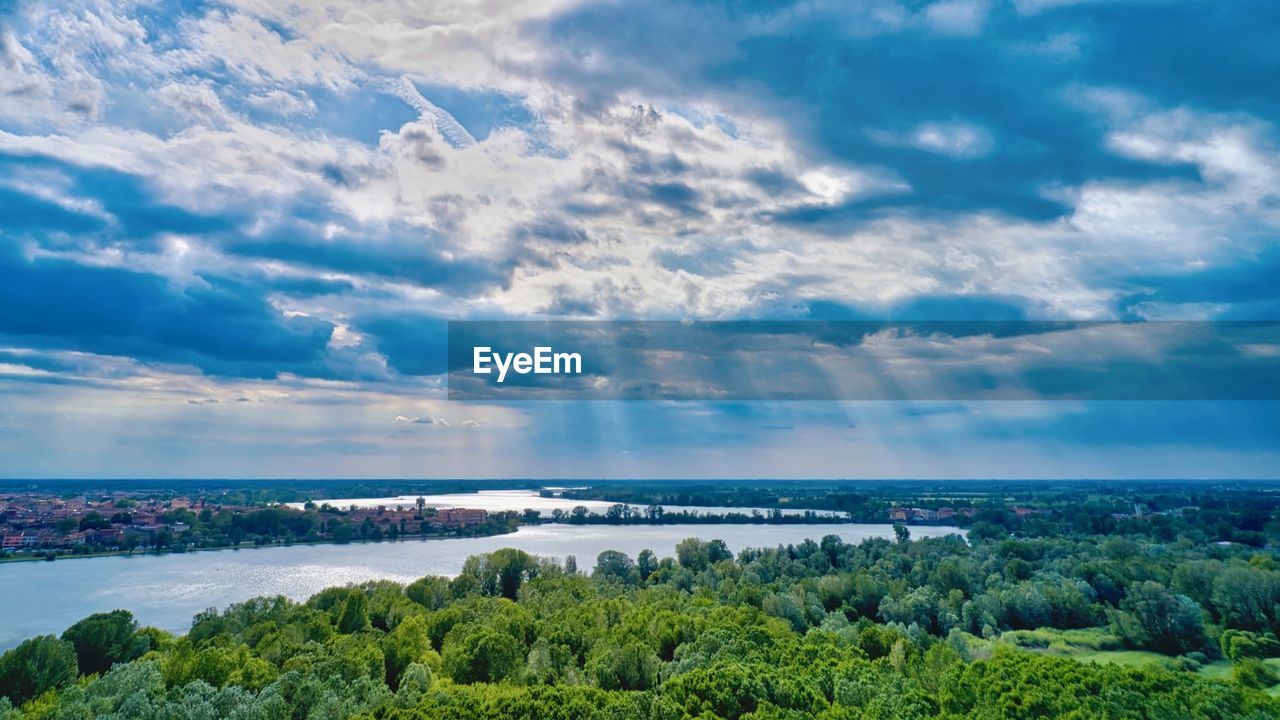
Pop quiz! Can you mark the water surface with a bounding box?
[0,522,960,649]
[284,489,844,517]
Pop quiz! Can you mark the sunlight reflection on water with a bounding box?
[0,522,960,649]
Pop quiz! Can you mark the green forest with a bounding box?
[3,527,1280,719]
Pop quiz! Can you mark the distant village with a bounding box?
[885,501,1200,525]
[3,485,1204,561]
[0,492,495,558]
[885,505,1047,522]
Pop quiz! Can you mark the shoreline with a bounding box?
[0,526,520,566]
[0,518,964,566]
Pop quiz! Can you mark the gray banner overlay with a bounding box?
[446,321,1280,401]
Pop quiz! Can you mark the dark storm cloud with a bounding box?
[1119,247,1280,320]
[526,0,1273,224]
[512,216,591,245]
[0,151,508,295]
[0,241,334,379]
[0,148,518,380]
[0,153,236,247]
[355,315,450,377]
[798,294,1040,321]
[224,226,509,293]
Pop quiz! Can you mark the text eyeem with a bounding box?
[473,346,582,383]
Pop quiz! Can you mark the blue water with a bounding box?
[0,522,961,649]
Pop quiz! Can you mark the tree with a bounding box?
[967,521,1008,542]
[61,609,146,676]
[707,539,732,564]
[1171,560,1223,610]
[587,642,660,691]
[637,549,658,581]
[1211,565,1280,632]
[0,635,77,706]
[1221,630,1280,662]
[1111,581,1207,654]
[1234,658,1280,690]
[458,549,540,600]
[491,549,540,600]
[331,524,354,544]
[595,550,635,583]
[441,624,523,684]
[406,576,452,611]
[338,592,371,634]
[395,662,433,707]
[675,538,710,571]
[384,615,435,690]
[930,558,973,597]
[893,524,911,544]
[78,511,109,532]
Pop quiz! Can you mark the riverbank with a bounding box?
[1,510,960,565]
[0,522,964,649]
[0,525,521,565]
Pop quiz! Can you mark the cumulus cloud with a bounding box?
[0,0,1278,476]
[155,81,236,126]
[395,415,437,424]
[378,119,447,169]
[245,89,316,116]
[0,242,335,379]
[924,0,990,36]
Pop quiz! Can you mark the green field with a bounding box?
[991,627,1280,695]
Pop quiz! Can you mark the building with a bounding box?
[435,508,488,528]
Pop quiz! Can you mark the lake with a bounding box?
[0,522,961,650]
[284,489,845,517]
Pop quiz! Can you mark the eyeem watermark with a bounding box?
[448,320,1280,400]
[472,346,582,383]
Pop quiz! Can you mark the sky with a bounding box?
[0,0,1278,479]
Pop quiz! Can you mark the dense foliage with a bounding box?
[3,528,1280,719]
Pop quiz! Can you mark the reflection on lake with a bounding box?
[285,489,844,517]
[0,522,960,649]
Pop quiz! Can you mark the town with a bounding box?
[0,491,499,560]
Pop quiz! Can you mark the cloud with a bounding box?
[924,0,991,36]
[245,89,316,116]
[395,415,439,424]
[530,0,1270,226]
[0,242,335,379]
[223,221,510,292]
[155,81,236,126]
[378,120,447,169]
[0,0,1278,476]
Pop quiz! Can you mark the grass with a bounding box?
[1068,647,1280,693]
[1196,660,1237,681]
[1074,649,1171,667]
[992,627,1280,693]
[998,627,1121,653]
